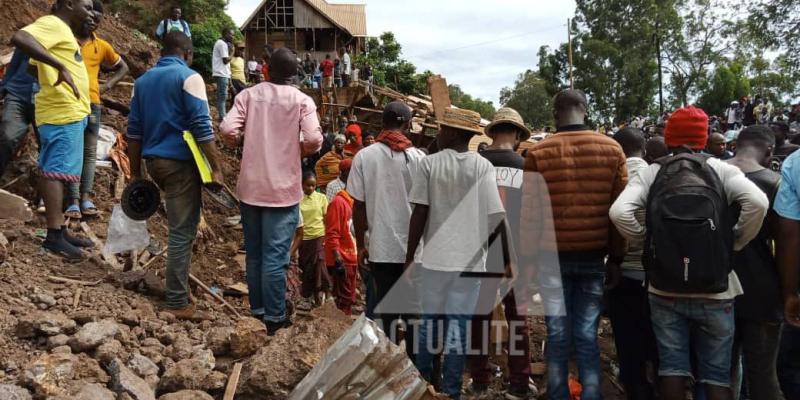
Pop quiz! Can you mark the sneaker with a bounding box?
[264,319,292,336]
[163,304,213,322]
[43,235,85,262]
[62,227,94,248]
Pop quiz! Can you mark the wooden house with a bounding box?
[239,0,367,62]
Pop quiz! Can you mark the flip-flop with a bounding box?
[64,204,82,220]
[80,200,100,216]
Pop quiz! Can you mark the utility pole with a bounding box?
[655,21,664,115]
[568,18,574,89]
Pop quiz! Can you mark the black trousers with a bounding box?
[371,262,418,362]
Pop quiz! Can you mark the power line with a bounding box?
[407,23,566,59]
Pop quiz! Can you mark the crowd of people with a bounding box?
[3,2,800,400]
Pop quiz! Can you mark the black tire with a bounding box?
[121,179,161,221]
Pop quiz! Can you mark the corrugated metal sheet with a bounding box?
[305,0,367,37]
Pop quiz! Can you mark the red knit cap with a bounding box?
[339,159,353,172]
[665,106,709,150]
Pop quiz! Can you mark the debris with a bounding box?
[0,189,32,221]
[158,359,226,393]
[188,273,241,319]
[222,362,242,400]
[226,282,249,295]
[15,311,77,338]
[229,318,267,358]
[80,222,123,270]
[108,358,156,400]
[204,326,233,356]
[68,319,120,352]
[0,384,32,400]
[20,353,75,398]
[72,288,82,309]
[47,275,103,286]
[290,315,429,400]
[95,340,125,364]
[158,390,214,400]
[69,383,115,400]
[530,362,547,376]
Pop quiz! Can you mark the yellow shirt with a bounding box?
[230,57,246,82]
[300,191,328,240]
[81,35,121,104]
[22,15,90,126]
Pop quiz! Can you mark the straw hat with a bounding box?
[437,108,484,135]
[485,107,531,141]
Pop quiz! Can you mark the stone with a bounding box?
[191,348,215,371]
[128,354,159,378]
[0,189,32,221]
[158,359,226,393]
[158,390,214,400]
[229,317,268,358]
[167,337,194,361]
[29,293,57,308]
[204,326,233,356]
[69,320,119,352]
[51,345,72,354]
[16,312,77,338]
[107,358,156,400]
[0,384,32,400]
[47,334,70,349]
[73,353,110,384]
[19,353,75,398]
[69,382,115,400]
[95,339,124,364]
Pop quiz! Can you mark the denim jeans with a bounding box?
[240,202,299,323]
[214,76,229,121]
[544,259,605,400]
[413,267,480,400]
[0,95,35,175]
[146,158,202,309]
[649,295,735,387]
[607,277,658,400]
[68,104,101,199]
[778,326,800,399]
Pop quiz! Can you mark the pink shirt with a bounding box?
[220,82,323,207]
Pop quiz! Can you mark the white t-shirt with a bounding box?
[247,60,258,73]
[343,53,352,75]
[212,39,231,78]
[348,142,425,263]
[409,149,505,272]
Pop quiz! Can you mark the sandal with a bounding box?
[80,200,99,216]
[64,204,82,220]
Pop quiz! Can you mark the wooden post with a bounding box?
[567,18,574,89]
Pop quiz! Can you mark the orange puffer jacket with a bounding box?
[520,130,628,255]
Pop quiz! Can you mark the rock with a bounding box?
[29,292,57,308]
[51,345,72,354]
[47,334,70,349]
[191,348,215,370]
[158,390,214,400]
[19,353,75,398]
[107,358,156,400]
[73,353,109,384]
[229,317,268,358]
[204,326,233,356]
[70,310,96,325]
[16,312,77,338]
[95,340,124,364]
[69,382,115,400]
[157,311,176,323]
[0,188,33,221]
[128,354,159,378]
[158,359,226,393]
[0,384,32,400]
[69,320,119,352]
[167,337,194,361]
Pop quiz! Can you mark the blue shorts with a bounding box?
[38,118,88,183]
[649,295,735,387]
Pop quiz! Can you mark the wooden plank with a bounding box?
[72,288,82,309]
[427,75,451,121]
[80,222,123,270]
[223,363,243,400]
[48,276,103,286]
[114,171,125,200]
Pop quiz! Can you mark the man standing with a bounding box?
[406,109,505,400]
[66,0,129,219]
[608,127,658,400]
[341,47,351,87]
[212,28,234,121]
[707,131,734,160]
[156,6,191,40]
[11,0,95,260]
[726,126,785,400]
[320,54,334,89]
[521,89,628,400]
[127,32,224,321]
[610,106,768,400]
[220,48,323,334]
[0,49,38,176]
[468,107,533,399]
[350,101,425,360]
[770,121,800,167]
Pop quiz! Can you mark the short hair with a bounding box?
[302,170,316,182]
[223,27,234,35]
[162,32,192,54]
[645,136,669,161]
[738,125,776,148]
[554,89,588,114]
[171,5,181,11]
[613,127,646,157]
[92,0,104,13]
[325,54,331,59]
[770,121,790,135]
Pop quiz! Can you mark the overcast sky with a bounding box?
[226,0,576,105]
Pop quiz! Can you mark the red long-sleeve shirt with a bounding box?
[324,190,357,266]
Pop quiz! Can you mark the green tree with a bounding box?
[449,85,496,119]
[356,32,419,93]
[747,0,800,71]
[499,70,553,129]
[696,62,750,116]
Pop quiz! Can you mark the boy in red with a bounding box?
[324,167,358,315]
[320,54,335,88]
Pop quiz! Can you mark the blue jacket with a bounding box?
[156,19,191,39]
[126,56,214,161]
[0,49,38,104]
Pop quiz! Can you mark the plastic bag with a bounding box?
[95,125,117,161]
[104,205,150,254]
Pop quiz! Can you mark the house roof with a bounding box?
[240,0,367,37]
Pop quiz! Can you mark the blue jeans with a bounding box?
[413,267,480,400]
[146,158,201,309]
[544,260,605,400]
[241,202,299,323]
[649,295,735,387]
[0,95,35,175]
[68,104,101,199]
[214,76,229,121]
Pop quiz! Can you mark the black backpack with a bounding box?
[643,153,734,293]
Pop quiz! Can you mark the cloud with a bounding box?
[227,0,576,104]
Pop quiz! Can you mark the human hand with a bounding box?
[222,133,243,148]
[358,248,369,271]
[55,65,80,99]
